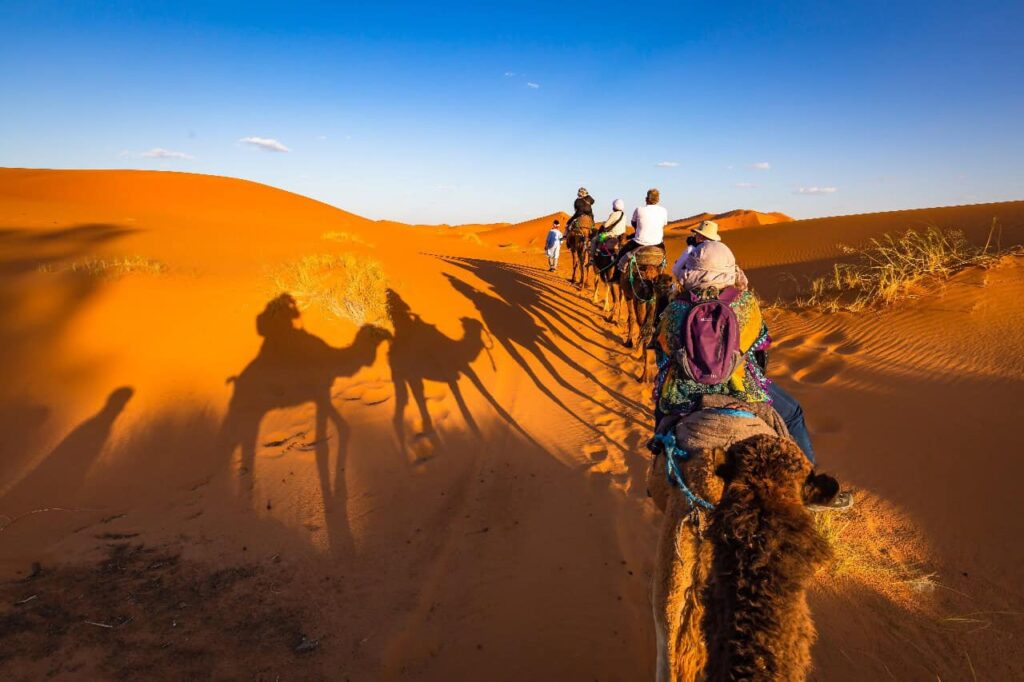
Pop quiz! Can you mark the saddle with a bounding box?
[618,244,666,273]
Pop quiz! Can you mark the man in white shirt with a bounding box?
[619,188,668,262]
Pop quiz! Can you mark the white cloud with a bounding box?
[122,148,194,160]
[750,161,771,170]
[526,82,540,89]
[795,186,838,195]
[655,161,679,168]
[239,136,290,153]
[504,71,516,77]
[144,148,192,159]
[734,182,757,189]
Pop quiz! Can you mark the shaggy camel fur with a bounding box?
[648,419,833,681]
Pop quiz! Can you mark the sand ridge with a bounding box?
[1,168,1022,680]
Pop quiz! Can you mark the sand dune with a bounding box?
[478,211,569,247]
[669,208,792,232]
[1,168,1022,680]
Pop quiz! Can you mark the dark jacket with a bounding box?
[568,195,595,226]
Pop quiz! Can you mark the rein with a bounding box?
[652,407,758,514]
[626,254,666,304]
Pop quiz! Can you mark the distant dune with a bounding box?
[669,208,793,232]
[1,168,1023,681]
[478,211,569,247]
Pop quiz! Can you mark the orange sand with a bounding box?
[1,168,1022,680]
[669,208,793,232]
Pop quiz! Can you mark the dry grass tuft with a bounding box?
[460,232,483,245]
[813,490,936,611]
[321,231,374,248]
[39,255,168,278]
[269,253,389,326]
[777,222,1019,312]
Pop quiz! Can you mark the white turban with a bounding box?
[612,198,624,211]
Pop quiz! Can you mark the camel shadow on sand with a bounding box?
[385,289,539,457]
[219,294,389,555]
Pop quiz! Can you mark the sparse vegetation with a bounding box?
[39,255,168,278]
[813,491,936,611]
[269,253,390,326]
[778,222,1019,312]
[321,230,374,248]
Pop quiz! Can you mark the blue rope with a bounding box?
[655,407,759,512]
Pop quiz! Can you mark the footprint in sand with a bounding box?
[795,357,846,385]
[774,336,805,350]
[816,329,863,355]
[337,381,394,405]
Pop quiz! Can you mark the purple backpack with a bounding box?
[677,287,743,385]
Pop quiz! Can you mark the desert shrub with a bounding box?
[269,253,389,326]
[813,491,936,611]
[321,231,374,248]
[783,222,1018,311]
[39,255,168,278]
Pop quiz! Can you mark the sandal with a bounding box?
[808,490,854,513]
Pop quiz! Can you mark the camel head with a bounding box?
[715,434,840,508]
[702,434,834,682]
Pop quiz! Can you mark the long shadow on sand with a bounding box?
[0,387,134,517]
[386,289,541,456]
[219,294,389,555]
[440,255,628,353]
[440,256,646,413]
[444,273,637,446]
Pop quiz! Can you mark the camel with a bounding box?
[648,406,834,682]
[220,294,390,520]
[589,234,622,321]
[565,220,593,288]
[616,246,672,381]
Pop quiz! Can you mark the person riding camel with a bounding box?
[652,241,853,509]
[671,219,720,281]
[652,241,770,422]
[568,186,595,231]
[619,188,667,264]
[591,198,628,256]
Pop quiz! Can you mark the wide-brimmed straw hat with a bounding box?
[692,220,721,241]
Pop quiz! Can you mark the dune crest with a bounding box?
[1,168,1022,680]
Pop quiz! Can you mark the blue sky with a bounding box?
[1,1,1022,224]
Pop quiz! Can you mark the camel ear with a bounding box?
[802,471,840,505]
[712,446,735,482]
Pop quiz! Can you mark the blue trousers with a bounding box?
[768,382,816,464]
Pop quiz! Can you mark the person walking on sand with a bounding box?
[619,188,668,262]
[545,218,565,271]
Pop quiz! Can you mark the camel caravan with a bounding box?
[553,187,852,681]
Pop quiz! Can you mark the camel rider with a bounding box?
[652,241,770,423]
[591,198,628,255]
[568,187,595,231]
[619,188,668,263]
[671,220,720,281]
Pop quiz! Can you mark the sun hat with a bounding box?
[612,198,624,211]
[691,220,721,241]
[681,240,738,292]
[578,187,589,196]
